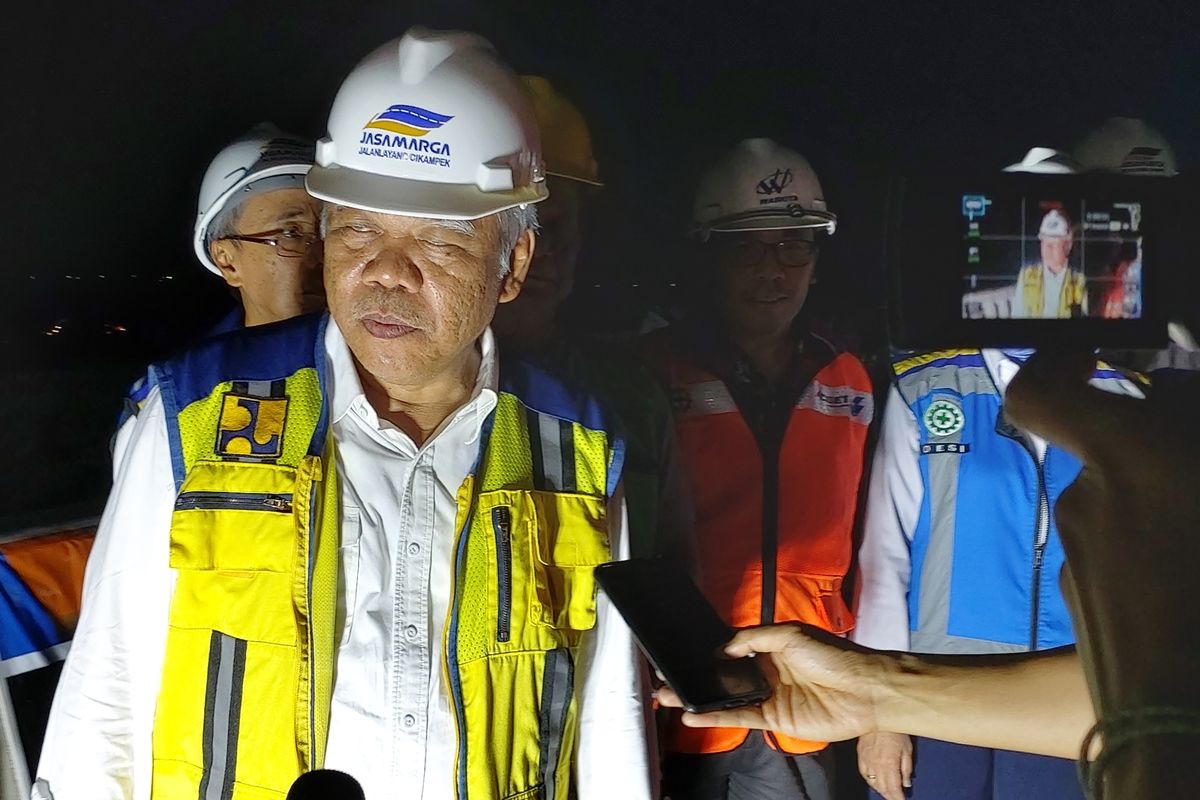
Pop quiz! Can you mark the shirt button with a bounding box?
[407,542,420,556]
[405,625,419,640]
[404,714,416,728]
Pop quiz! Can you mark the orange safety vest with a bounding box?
[648,333,873,755]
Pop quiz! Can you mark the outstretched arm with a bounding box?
[658,625,1093,759]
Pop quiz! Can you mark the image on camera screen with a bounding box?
[959,194,1143,320]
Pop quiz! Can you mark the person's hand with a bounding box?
[1005,355,1200,719]
[857,731,912,800]
[655,624,887,742]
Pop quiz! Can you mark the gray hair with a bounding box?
[318,202,539,278]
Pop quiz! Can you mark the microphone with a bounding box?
[285,769,366,800]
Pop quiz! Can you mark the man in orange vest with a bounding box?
[645,138,873,800]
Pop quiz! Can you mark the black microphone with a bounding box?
[285,769,366,800]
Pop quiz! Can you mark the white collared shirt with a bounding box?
[34,323,651,800]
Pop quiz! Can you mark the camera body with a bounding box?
[887,171,1180,350]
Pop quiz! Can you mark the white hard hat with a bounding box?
[1074,117,1178,177]
[1038,208,1072,239]
[1003,146,1079,174]
[192,123,314,275]
[307,28,547,220]
[692,138,836,239]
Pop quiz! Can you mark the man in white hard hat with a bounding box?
[1011,206,1088,319]
[194,123,323,331]
[643,138,873,800]
[34,28,650,800]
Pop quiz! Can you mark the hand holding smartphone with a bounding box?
[595,558,771,713]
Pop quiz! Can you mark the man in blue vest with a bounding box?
[851,148,1144,800]
[36,29,651,800]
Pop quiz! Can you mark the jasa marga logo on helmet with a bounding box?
[358,104,455,168]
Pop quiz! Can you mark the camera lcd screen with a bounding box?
[960,193,1144,321]
[888,172,1172,349]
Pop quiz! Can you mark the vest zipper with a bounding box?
[492,506,513,643]
[174,491,293,513]
[761,442,780,626]
[1030,457,1049,650]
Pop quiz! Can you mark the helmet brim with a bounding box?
[307,164,548,220]
[193,163,312,276]
[701,207,837,237]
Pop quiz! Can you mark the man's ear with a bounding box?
[498,227,536,304]
[210,240,244,288]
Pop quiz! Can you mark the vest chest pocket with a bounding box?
[527,490,610,633]
[168,460,302,646]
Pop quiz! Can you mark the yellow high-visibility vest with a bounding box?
[1018,263,1087,318]
[147,315,621,799]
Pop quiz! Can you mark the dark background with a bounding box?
[4,0,1199,514]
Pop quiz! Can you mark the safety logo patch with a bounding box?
[923,398,965,437]
[216,393,288,460]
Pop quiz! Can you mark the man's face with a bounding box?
[323,205,532,387]
[709,228,818,339]
[1041,235,1074,273]
[210,187,324,324]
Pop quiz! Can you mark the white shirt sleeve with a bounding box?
[850,386,923,653]
[573,487,654,800]
[34,389,177,800]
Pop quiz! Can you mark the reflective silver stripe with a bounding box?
[199,631,247,800]
[915,443,963,643]
[896,363,1001,655]
[242,379,286,398]
[538,649,574,800]
[895,365,994,402]
[538,413,565,492]
[910,629,1028,655]
[795,380,875,425]
[675,380,737,418]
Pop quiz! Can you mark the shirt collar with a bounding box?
[325,317,499,427]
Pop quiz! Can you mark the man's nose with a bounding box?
[362,245,423,292]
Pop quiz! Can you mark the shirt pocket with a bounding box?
[338,507,363,647]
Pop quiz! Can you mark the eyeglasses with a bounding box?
[717,237,819,269]
[221,226,318,258]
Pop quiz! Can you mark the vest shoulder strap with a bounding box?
[495,358,624,499]
[891,350,995,407]
[151,314,330,487]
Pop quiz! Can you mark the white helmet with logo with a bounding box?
[307,28,547,220]
[193,123,314,275]
[691,138,835,240]
[1074,117,1178,177]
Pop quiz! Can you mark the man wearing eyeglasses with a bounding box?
[193,123,323,330]
[643,138,873,800]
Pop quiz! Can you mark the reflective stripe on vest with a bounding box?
[661,349,872,756]
[892,350,1138,655]
[150,315,618,800]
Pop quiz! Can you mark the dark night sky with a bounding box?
[4,0,1200,349]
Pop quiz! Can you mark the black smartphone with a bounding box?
[595,558,771,713]
[887,170,1180,349]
